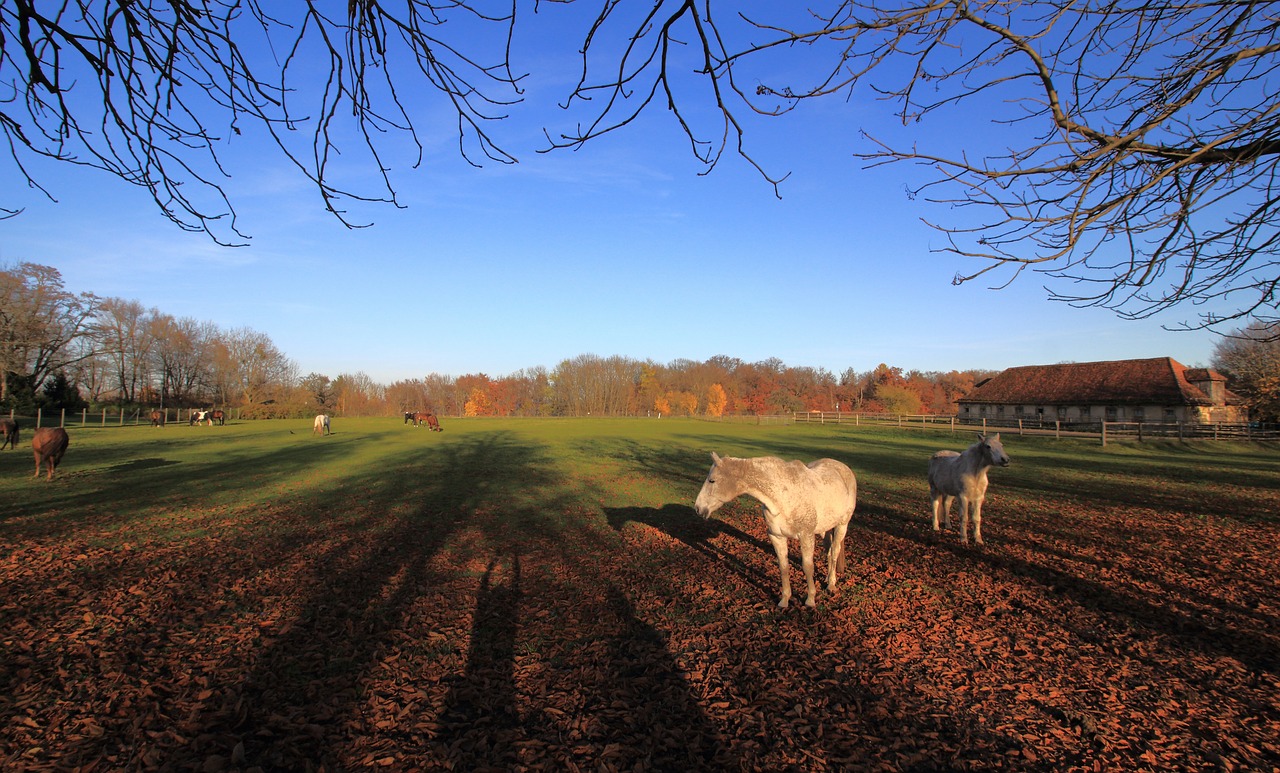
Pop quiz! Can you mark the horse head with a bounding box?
[694,452,739,518]
[979,433,1011,467]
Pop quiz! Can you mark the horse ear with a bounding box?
[991,432,1000,441]
[711,452,721,463]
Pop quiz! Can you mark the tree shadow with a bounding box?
[437,551,524,740]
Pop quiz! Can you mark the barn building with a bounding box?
[957,357,1246,425]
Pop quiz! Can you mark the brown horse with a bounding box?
[150,410,165,427]
[209,409,225,426]
[413,412,443,431]
[32,427,70,480]
[0,418,18,449]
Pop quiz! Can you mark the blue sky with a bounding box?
[0,6,1230,384]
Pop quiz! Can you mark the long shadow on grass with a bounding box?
[0,434,357,536]
[149,430,731,770]
[216,431,556,769]
[856,500,1280,675]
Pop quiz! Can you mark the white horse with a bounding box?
[694,452,857,608]
[313,414,331,435]
[928,433,1011,545]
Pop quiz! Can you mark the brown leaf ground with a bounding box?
[1,423,1278,771]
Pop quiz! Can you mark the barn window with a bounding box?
[1106,406,1118,420]
[1056,406,1067,418]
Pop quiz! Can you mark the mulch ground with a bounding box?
[2,479,1278,771]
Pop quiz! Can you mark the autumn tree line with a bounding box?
[0,263,995,419]
[4,263,1277,421]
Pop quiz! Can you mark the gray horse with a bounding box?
[695,453,857,608]
[928,433,1011,545]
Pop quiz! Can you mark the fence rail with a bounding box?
[2,407,234,428]
[790,411,1280,444]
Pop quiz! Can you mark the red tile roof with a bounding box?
[958,358,1240,407]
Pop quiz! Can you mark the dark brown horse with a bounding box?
[32,427,69,480]
[149,410,165,427]
[0,418,18,450]
[209,409,225,426]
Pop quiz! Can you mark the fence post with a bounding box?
[950,416,955,434]
[1101,422,1108,447]
[1055,420,1060,440]
[1018,418,1024,436]
[82,408,87,427]
[36,408,42,428]
[60,408,65,428]
[119,409,124,426]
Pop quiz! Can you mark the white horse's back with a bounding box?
[805,458,858,531]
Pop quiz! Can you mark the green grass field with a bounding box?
[2,417,1278,770]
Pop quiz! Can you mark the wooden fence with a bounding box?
[3,407,234,428]
[790,411,1280,445]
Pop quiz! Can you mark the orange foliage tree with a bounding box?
[705,383,727,417]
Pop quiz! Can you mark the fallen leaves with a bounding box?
[2,444,1278,772]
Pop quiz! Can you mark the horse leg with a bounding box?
[930,491,943,532]
[768,532,792,608]
[799,532,818,608]
[826,528,847,574]
[971,495,985,545]
[826,523,848,591]
[957,494,971,543]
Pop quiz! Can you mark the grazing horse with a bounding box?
[694,452,857,609]
[32,427,70,480]
[190,410,212,426]
[413,412,443,431]
[929,433,1012,545]
[314,414,331,435]
[404,411,416,425]
[209,409,225,426]
[0,418,18,450]
[149,410,165,427]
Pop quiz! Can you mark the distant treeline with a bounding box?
[2,262,994,418]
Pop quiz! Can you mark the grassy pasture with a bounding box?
[1,417,1277,770]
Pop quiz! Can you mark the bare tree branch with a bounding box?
[0,0,523,244]
[547,1,1280,335]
